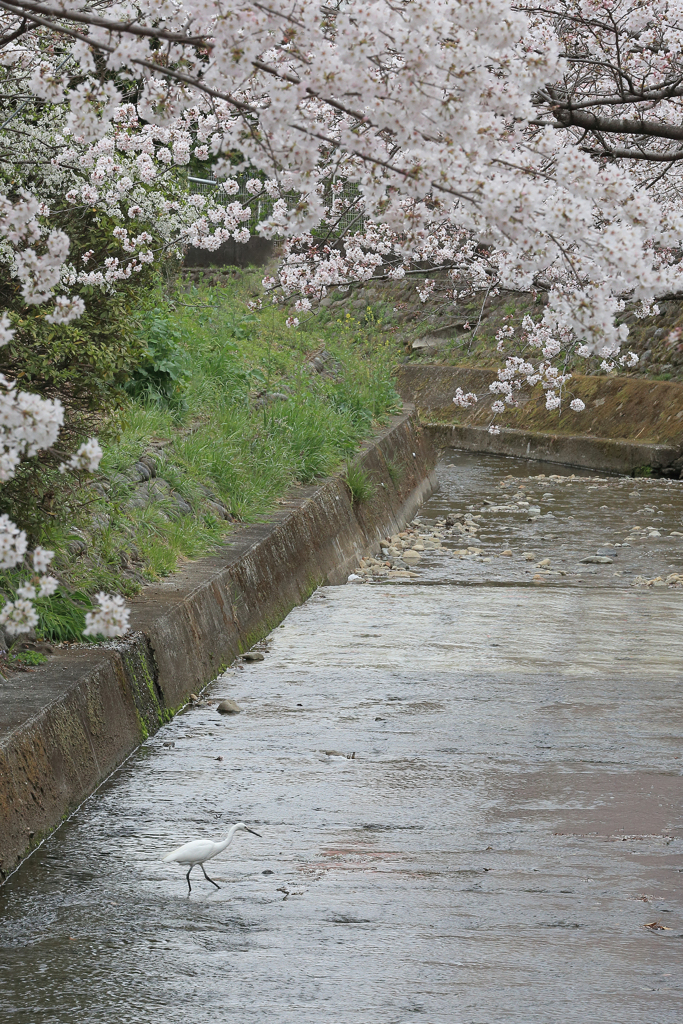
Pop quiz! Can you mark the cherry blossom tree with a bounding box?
[2,1,682,332]
[1,0,682,628]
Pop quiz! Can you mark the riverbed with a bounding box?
[1,452,681,1023]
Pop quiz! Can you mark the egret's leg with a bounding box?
[201,863,221,890]
[186,865,193,893]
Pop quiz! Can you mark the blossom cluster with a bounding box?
[83,593,131,639]
[0,546,58,636]
[2,0,681,355]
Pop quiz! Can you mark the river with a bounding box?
[1,452,681,1023]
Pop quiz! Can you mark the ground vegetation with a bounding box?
[0,266,399,645]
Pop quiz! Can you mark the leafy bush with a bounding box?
[0,206,166,538]
[125,314,189,409]
[0,208,156,411]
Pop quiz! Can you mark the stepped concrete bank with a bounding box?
[395,364,683,475]
[0,407,436,879]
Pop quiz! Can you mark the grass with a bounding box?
[0,266,401,638]
[344,462,375,504]
[386,459,404,488]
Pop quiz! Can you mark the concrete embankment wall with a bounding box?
[395,365,683,475]
[0,408,436,879]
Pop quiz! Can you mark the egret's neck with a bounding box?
[216,824,240,853]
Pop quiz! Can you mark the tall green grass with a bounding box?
[13,268,401,616]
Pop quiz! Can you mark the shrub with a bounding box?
[125,314,189,409]
[0,208,165,538]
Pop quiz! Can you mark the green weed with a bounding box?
[344,463,375,504]
[386,460,404,488]
[9,650,47,667]
[125,314,189,410]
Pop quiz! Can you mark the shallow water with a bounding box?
[1,453,682,1024]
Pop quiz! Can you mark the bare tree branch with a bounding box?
[0,13,26,46]
[554,107,683,143]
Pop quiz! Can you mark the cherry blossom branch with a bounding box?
[0,12,25,44]
[1,0,209,45]
[553,108,683,142]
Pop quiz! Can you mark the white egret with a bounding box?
[162,822,261,892]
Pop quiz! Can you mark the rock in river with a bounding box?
[217,699,243,715]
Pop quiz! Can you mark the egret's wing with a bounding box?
[162,839,215,863]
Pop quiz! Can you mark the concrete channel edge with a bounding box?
[0,406,437,879]
[394,364,683,474]
[425,423,680,475]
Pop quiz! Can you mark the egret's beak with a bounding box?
[245,827,261,837]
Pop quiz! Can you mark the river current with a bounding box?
[1,452,681,1023]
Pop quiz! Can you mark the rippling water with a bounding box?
[1,453,681,1024]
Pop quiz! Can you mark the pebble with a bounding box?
[217,699,242,715]
[243,651,265,662]
[349,488,683,591]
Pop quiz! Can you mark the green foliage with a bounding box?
[2,267,401,603]
[34,588,102,643]
[344,462,375,504]
[125,314,189,408]
[386,459,404,487]
[0,208,156,409]
[0,205,167,538]
[9,650,47,667]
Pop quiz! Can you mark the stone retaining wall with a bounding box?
[0,408,436,879]
[395,365,683,474]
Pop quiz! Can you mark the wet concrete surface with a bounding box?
[0,453,681,1023]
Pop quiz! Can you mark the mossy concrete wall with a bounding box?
[0,407,436,879]
[396,365,683,474]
